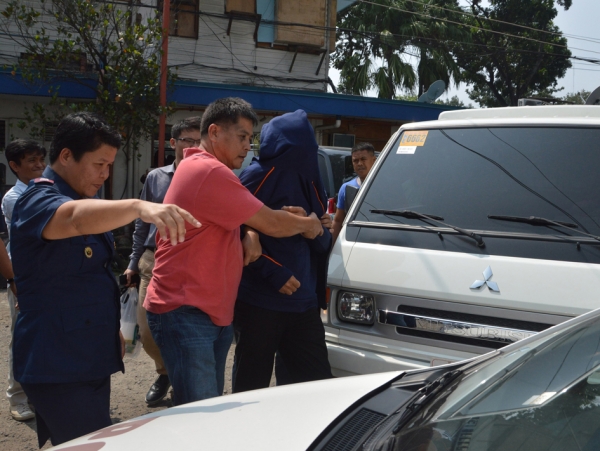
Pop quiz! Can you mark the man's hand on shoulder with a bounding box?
[301,213,324,239]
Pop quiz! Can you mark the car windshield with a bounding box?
[376,315,600,451]
[355,127,600,236]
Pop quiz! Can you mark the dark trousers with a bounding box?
[21,377,112,448]
[232,302,332,393]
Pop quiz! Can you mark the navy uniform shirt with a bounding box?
[11,166,124,384]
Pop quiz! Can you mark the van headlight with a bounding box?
[337,292,375,325]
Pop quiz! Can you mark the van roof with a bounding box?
[438,105,600,121]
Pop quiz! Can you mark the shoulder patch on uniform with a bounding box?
[33,177,54,185]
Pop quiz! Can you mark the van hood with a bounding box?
[50,371,402,451]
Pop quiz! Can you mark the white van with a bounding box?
[324,105,600,377]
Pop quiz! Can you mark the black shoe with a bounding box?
[146,375,171,406]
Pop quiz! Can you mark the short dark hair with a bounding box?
[200,97,258,137]
[352,142,375,155]
[49,112,122,164]
[5,139,46,176]
[171,116,201,140]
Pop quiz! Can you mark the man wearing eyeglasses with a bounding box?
[124,117,201,406]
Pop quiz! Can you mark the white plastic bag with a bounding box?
[120,287,142,358]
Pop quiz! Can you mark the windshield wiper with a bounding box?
[392,370,462,434]
[370,209,486,248]
[489,215,600,243]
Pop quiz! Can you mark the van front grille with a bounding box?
[378,306,553,349]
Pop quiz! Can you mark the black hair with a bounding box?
[5,139,46,176]
[49,112,122,164]
[200,97,258,137]
[171,116,201,140]
[352,142,375,155]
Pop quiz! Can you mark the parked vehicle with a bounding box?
[50,306,600,450]
[325,105,600,377]
[316,146,354,197]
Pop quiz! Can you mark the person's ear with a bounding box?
[208,123,220,143]
[169,138,176,149]
[8,160,20,174]
[57,148,73,166]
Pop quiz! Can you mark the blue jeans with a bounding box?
[147,306,233,406]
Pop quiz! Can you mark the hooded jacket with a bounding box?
[238,110,331,312]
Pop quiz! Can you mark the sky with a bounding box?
[329,1,600,106]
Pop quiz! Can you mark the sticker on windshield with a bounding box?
[400,131,429,146]
[397,146,417,154]
[523,392,556,406]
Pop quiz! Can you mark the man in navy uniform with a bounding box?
[10,112,200,447]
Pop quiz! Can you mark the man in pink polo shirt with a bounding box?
[144,97,324,405]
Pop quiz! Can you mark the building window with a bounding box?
[20,52,91,72]
[159,0,199,39]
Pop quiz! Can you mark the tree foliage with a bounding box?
[396,93,472,108]
[333,0,469,99]
[452,0,572,107]
[561,89,592,104]
[0,0,175,197]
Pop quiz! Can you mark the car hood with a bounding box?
[50,371,402,451]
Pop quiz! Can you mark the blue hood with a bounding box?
[238,110,331,312]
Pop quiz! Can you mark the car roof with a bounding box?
[398,106,600,132]
[439,105,600,121]
[318,146,352,155]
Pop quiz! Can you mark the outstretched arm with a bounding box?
[42,199,201,246]
[245,205,322,239]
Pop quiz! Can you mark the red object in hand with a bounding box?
[327,198,336,215]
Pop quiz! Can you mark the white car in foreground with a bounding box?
[53,307,600,451]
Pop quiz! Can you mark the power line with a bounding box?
[399,0,600,46]
[356,0,600,57]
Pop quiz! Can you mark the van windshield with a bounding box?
[356,127,600,236]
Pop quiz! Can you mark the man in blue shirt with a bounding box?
[11,112,199,447]
[332,142,377,243]
[1,139,46,422]
[124,116,201,406]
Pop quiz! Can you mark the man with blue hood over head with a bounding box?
[233,109,333,392]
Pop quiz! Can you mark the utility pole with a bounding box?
[157,0,170,167]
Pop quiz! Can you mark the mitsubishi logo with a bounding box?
[470,266,500,292]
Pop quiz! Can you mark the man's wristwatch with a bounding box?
[6,278,14,284]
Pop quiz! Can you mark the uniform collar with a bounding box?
[41,166,83,200]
